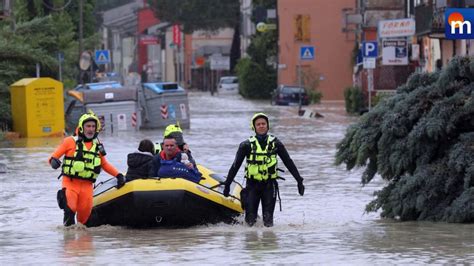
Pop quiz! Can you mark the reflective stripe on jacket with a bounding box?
[245,135,277,181]
[62,136,101,181]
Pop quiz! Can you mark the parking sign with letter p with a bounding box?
[363,41,378,58]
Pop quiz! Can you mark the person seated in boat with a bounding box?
[150,135,202,183]
[125,139,155,181]
[155,123,195,166]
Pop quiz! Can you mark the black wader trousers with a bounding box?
[245,178,277,227]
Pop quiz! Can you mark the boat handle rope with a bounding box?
[94,177,115,189]
[209,183,223,190]
[209,175,228,189]
[209,181,242,201]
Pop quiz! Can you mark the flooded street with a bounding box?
[0,91,472,264]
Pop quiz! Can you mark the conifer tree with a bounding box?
[148,0,239,33]
[0,14,79,130]
[335,56,474,222]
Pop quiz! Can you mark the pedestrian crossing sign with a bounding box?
[300,46,315,60]
[95,50,111,64]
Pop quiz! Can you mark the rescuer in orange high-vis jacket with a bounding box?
[48,112,125,226]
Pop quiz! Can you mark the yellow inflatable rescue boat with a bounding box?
[86,165,243,227]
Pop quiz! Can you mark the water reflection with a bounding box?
[62,227,95,258]
[243,230,279,260]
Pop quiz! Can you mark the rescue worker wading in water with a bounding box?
[48,112,126,226]
[223,113,305,227]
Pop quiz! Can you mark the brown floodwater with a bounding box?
[0,91,472,264]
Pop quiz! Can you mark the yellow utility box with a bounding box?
[10,78,65,138]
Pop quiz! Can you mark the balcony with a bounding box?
[415,4,446,38]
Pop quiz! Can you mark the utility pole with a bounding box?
[177,42,181,85]
[58,52,63,82]
[79,0,84,85]
[276,1,280,86]
[79,0,83,57]
[6,0,16,31]
[178,30,184,86]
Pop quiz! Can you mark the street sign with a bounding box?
[139,35,159,45]
[256,22,277,32]
[195,56,206,66]
[382,38,408,65]
[411,44,420,60]
[79,51,91,70]
[173,24,181,46]
[362,41,378,57]
[266,24,277,30]
[300,46,314,60]
[378,18,416,38]
[210,55,230,70]
[256,22,268,32]
[94,50,111,64]
[58,52,64,62]
[363,57,376,69]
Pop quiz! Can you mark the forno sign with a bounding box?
[378,18,415,38]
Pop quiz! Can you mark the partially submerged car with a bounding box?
[271,85,310,106]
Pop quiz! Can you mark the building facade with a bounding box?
[414,0,474,72]
[352,0,416,104]
[184,28,234,91]
[278,0,356,101]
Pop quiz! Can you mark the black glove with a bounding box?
[297,180,305,196]
[223,184,230,197]
[116,173,126,189]
[50,157,61,169]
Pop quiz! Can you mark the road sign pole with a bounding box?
[177,45,180,85]
[58,53,62,82]
[298,46,314,115]
[298,60,302,114]
[180,31,184,86]
[90,59,93,83]
[368,69,373,111]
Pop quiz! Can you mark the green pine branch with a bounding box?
[336,56,474,222]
